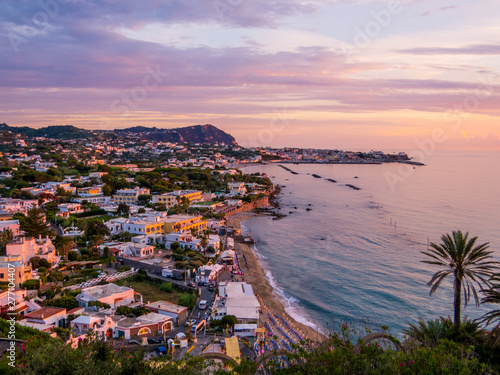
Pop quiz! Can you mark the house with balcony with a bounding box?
[0,254,33,289]
[112,187,150,204]
[6,236,59,265]
[55,203,85,219]
[162,215,207,235]
[151,190,202,207]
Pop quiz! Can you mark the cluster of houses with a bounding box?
[254,146,410,163]
[0,281,190,344]
[0,219,60,288]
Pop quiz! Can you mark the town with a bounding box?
[0,124,320,370]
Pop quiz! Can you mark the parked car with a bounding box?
[185,319,197,327]
[128,340,140,345]
[155,346,167,356]
[147,338,161,344]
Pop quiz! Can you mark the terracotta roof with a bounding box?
[25,307,66,320]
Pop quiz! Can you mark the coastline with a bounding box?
[227,212,327,345]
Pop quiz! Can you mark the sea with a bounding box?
[240,150,500,338]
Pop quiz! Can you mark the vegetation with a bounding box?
[53,236,76,260]
[178,293,197,308]
[29,257,51,270]
[18,208,53,238]
[479,273,500,337]
[114,276,181,304]
[88,301,111,309]
[115,305,149,316]
[45,296,79,310]
[20,279,40,290]
[422,230,498,329]
[0,228,13,255]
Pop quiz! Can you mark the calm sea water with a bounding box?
[241,150,500,337]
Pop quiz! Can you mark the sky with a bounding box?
[1,0,500,151]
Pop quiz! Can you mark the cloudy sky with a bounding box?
[1,0,499,150]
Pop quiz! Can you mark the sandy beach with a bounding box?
[227,212,327,345]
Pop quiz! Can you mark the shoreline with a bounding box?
[227,212,327,345]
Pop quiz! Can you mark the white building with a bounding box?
[6,236,59,265]
[112,187,150,204]
[76,283,137,309]
[227,182,246,196]
[164,232,200,251]
[0,220,22,236]
[212,282,261,337]
[195,264,224,284]
[24,307,67,329]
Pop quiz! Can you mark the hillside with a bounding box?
[0,123,237,145]
[115,124,237,145]
[0,124,94,140]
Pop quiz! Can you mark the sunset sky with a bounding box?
[1,0,499,150]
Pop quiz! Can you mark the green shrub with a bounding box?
[159,282,173,293]
[88,301,110,309]
[45,296,79,310]
[21,279,40,290]
[118,265,131,272]
[178,293,197,308]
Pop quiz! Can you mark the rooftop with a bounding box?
[25,307,66,320]
[145,300,188,314]
[79,283,132,299]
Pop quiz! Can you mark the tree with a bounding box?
[21,279,41,290]
[89,236,104,258]
[20,208,51,238]
[53,235,76,260]
[102,184,113,196]
[479,274,500,331]
[29,256,51,269]
[45,296,78,310]
[199,235,208,252]
[85,220,110,240]
[117,203,130,216]
[67,251,79,261]
[0,228,13,255]
[221,315,237,329]
[422,230,499,329]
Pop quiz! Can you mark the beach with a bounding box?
[227,212,327,345]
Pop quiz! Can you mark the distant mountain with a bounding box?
[0,124,94,140]
[0,123,237,145]
[115,124,238,145]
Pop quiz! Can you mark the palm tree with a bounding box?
[479,274,500,331]
[60,237,76,260]
[54,235,76,261]
[199,235,208,252]
[422,230,499,329]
